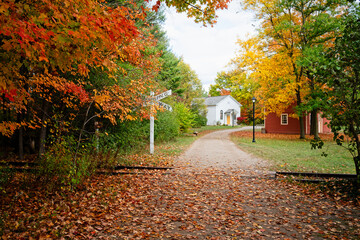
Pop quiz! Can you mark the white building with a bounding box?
[204,95,241,126]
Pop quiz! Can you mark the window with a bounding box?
[220,110,223,120]
[281,114,288,125]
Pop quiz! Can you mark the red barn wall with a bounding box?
[321,117,332,134]
[265,108,331,135]
[265,113,302,134]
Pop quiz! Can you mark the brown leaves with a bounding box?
[1,169,359,239]
[232,130,336,141]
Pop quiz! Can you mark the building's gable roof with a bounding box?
[204,95,241,107]
[204,96,227,106]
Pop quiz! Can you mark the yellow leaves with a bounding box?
[125,115,137,121]
[0,4,9,15]
[230,33,309,115]
[94,94,110,108]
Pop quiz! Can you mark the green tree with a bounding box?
[178,60,203,105]
[312,3,360,183]
[157,51,184,96]
[210,68,259,122]
[174,102,194,133]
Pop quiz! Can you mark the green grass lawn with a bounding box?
[191,125,242,132]
[231,133,356,174]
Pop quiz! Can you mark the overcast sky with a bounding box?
[162,0,258,92]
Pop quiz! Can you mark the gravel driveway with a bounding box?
[175,127,270,175]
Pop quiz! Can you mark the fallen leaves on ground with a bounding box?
[232,131,337,141]
[1,170,359,239]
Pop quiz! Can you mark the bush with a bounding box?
[237,117,248,125]
[155,111,180,142]
[174,103,194,133]
[38,137,98,190]
[192,113,207,128]
[100,120,149,152]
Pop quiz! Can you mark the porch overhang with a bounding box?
[224,109,238,114]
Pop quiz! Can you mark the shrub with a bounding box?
[174,103,194,133]
[155,111,180,142]
[100,120,149,152]
[192,113,207,128]
[237,116,248,125]
[38,137,98,190]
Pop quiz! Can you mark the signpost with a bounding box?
[149,90,172,154]
[155,90,172,101]
[157,100,172,111]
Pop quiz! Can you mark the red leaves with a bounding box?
[152,0,161,12]
[0,87,17,101]
[0,0,161,138]
[63,82,90,103]
[0,0,144,77]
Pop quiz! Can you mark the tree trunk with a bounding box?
[299,115,305,139]
[354,156,360,186]
[296,89,305,139]
[17,113,24,160]
[310,109,319,139]
[38,101,49,157]
[307,73,319,139]
[18,126,24,160]
[350,123,360,186]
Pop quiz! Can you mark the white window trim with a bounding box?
[281,113,288,125]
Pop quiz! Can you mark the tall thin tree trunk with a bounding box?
[39,100,49,157]
[307,73,319,139]
[18,127,24,160]
[17,113,24,160]
[349,122,360,186]
[296,89,305,139]
[310,109,319,139]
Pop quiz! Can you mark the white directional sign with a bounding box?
[157,101,172,111]
[150,90,172,154]
[155,90,172,101]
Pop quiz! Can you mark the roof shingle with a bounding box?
[204,96,228,106]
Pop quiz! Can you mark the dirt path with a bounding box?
[112,128,358,239]
[175,127,269,175]
[2,129,359,239]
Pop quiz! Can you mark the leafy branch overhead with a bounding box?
[149,0,230,25]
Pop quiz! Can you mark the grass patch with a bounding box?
[192,125,242,133]
[115,135,198,167]
[231,131,355,174]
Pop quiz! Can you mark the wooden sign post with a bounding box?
[150,90,172,154]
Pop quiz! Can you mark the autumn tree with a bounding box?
[0,0,232,162]
[243,0,347,139]
[209,68,260,122]
[212,36,298,124]
[0,0,159,158]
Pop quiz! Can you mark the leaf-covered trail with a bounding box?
[103,127,359,239]
[1,129,359,239]
[2,171,359,239]
[102,171,358,239]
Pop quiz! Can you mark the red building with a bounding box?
[264,105,331,134]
